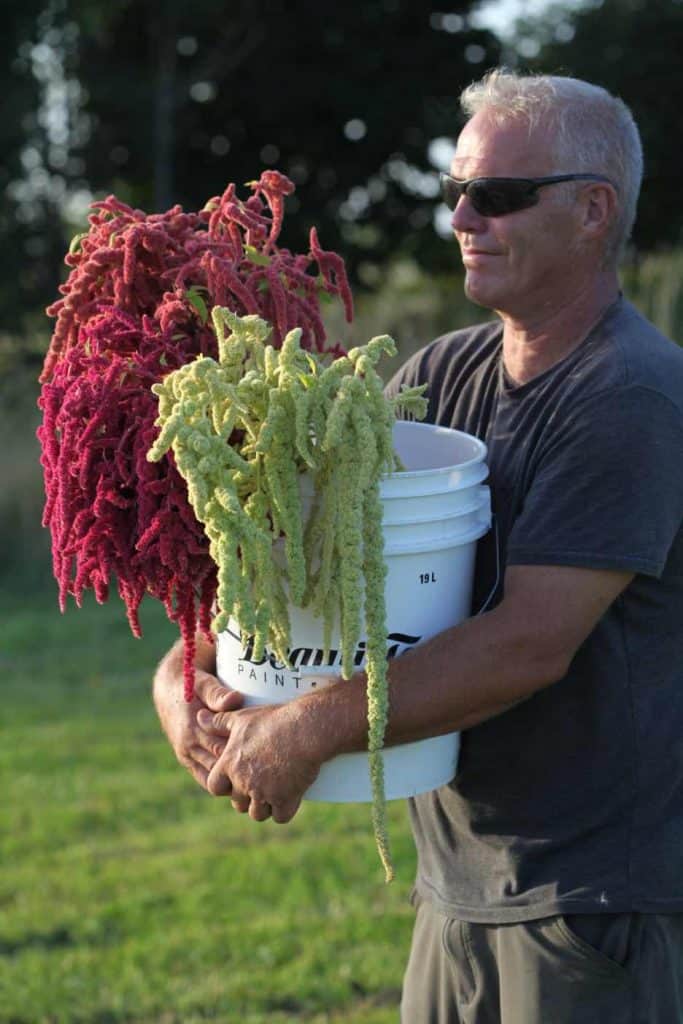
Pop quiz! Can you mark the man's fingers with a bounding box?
[272,799,301,824]
[207,762,233,797]
[193,672,245,713]
[248,800,272,822]
[197,709,232,735]
[209,687,244,713]
[230,794,250,814]
[195,735,228,761]
[186,745,218,772]
[183,759,210,791]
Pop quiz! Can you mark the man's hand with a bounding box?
[153,635,245,791]
[197,701,327,823]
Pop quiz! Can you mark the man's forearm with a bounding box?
[286,601,568,763]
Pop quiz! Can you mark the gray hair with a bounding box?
[460,68,643,265]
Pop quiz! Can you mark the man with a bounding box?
[153,70,683,1021]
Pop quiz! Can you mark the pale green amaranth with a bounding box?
[148,308,427,881]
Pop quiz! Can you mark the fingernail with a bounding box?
[197,709,213,728]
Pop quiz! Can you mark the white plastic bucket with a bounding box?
[215,420,490,803]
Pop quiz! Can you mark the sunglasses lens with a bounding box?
[440,175,463,211]
[441,176,541,216]
[473,180,541,216]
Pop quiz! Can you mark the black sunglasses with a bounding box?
[439,172,614,218]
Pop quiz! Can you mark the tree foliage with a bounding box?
[520,0,683,253]
[4,0,501,344]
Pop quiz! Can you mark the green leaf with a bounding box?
[186,287,209,324]
[245,245,271,267]
[69,232,87,255]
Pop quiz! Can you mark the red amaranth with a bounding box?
[38,170,353,699]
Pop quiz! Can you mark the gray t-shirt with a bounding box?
[385,296,683,922]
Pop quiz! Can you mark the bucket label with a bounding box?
[220,624,422,698]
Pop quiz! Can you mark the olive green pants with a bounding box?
[400,899,683,1023]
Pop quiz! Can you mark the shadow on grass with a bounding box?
[0,926,76,956]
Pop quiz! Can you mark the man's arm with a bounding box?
[276,563,634,755]
[200,563,633,818]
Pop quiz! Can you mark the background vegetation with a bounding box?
[2,0,683,1020]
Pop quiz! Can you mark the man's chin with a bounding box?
[463,276,496,311]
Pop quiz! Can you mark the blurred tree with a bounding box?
[517,0,683,254]
[1,0,65,348]
[3,0,500,348]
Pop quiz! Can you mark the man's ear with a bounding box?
[580,181,618,243]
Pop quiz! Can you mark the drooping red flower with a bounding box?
[38,171,353,699]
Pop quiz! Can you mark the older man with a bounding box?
[154,71,683,1021]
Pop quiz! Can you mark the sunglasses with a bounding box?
[439,172,614,218]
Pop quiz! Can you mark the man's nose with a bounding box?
[451,194,487,234]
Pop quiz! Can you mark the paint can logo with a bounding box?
[225,625,422,695]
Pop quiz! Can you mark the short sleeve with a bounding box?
[506,386,683,578]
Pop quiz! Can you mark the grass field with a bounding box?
[0,587,418,1023]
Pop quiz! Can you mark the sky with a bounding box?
[472,0,559,38]
[471,0,588,39]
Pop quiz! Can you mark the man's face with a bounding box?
[450,111,585,317]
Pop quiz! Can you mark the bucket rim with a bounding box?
[382,490,489,527]
[386,420,488,480]
[300,462,489,496]
[380,461,489,494]
[384,515,490,555]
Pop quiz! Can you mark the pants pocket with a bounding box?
[554,913,633,979]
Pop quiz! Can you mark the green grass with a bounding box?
[0,589,416,1023]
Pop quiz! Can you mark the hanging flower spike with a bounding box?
[252,169,295,250]
[309,226,354,323]
[205,184,235,237]
[362,478,393,883]
[39,310,218,701]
